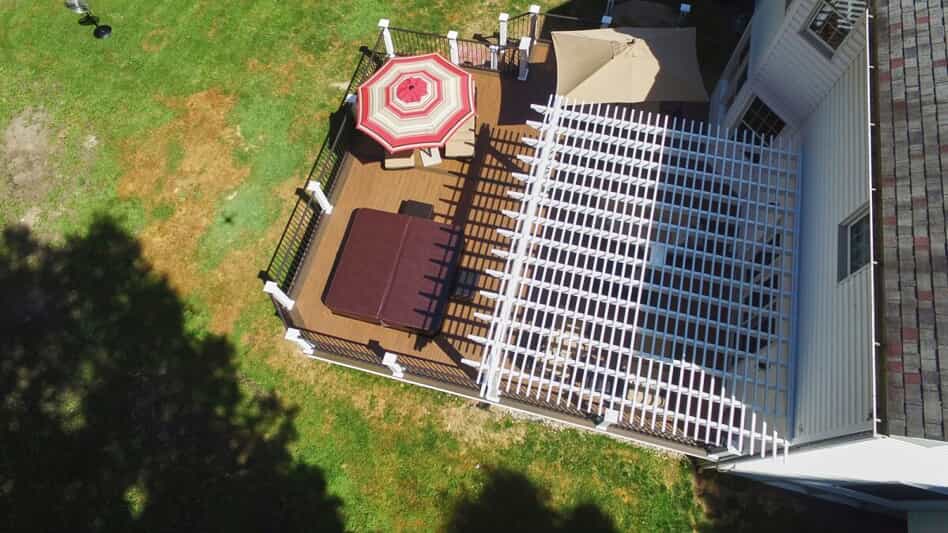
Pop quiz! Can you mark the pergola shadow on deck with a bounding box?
[287,67,544,389]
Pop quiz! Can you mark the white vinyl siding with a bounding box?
[715,0,867,131]
[753,0,867,122]
[750,0,789,74]
[792,44,872,444]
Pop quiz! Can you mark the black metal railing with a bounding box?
[506,12,536,44]
[386,26,522,75]
[299,329,481,391]
[264,41,384,292]
[507,12,605,44]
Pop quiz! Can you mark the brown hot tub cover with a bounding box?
[323,208,462,334]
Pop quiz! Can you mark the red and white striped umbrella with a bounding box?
[356,53,475,153]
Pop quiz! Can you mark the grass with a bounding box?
[1,1,887,532]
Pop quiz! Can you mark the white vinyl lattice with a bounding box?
[468,96,800,457]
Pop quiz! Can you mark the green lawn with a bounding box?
[0,2,889,532]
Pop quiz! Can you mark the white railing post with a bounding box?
[379,19,395,57]
[528,4,541,44]
[517,37,531,81]
[446,30,460,65]
[263,281,295,310]
[498,12,509,47]
[489,44,499,71]
[600,15,613,28]
[306,180,334,214]
[605,0,615,17]
[382,352,405,378]
[284,328,315,355]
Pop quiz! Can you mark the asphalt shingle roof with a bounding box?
[875,0,948,440]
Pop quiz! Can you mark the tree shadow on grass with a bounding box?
[0,217,344,532]
[444,468,617,533]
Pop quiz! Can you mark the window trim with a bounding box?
[803,0,863,57]
[837,205,871,282]
[738,96,787,146]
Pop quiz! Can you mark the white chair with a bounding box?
[384,150,415,170]
[419,147,443,167]
[444,116,476,159]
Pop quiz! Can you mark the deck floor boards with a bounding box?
[292,47,557,370]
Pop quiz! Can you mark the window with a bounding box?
[739,97,786,145]
[807,1,866,51]
[838,207,870,280]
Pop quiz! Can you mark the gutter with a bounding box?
[864,6,884,438]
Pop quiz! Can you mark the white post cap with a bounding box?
[499,12,509,21]
[446,30,458,39]
[528,4,541,14]
[680,3,692,13]
[378,18,390,28]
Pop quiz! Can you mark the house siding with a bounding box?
[723,435,948,512]
[754,0,868,123]
[792,44,873,444]
[715,0,869,131]
[749,0,787,75]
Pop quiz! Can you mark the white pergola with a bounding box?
[469,96,800,457]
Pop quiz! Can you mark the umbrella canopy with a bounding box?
[552,27,709,104]
[357,53,475,153]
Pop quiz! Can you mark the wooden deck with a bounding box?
[291,46,558,371]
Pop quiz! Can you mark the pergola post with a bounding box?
[600,15,613,28]
[378,19,395,57]
[528,5,541,44]
[446,30,460,65]
[517,37,531,81]
[263,281,295,311]
[498,12,509,47]
[306,180,334,214]
[382,352,405,378]
[284,328,315,355]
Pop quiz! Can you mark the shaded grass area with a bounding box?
[0,0,901,531]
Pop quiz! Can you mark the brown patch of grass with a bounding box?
[118,89,249,304]
[141,28,169,53]
[439,403,527,448]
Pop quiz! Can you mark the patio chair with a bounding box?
[444,116,476,159]
[384,150,415,170]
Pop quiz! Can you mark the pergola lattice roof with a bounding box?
[469,96,800,457]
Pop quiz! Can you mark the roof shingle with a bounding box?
[875,0,948,441]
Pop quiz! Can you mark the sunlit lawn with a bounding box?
[0,1,815,531]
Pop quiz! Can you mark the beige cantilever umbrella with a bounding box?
[552,27,709,104]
